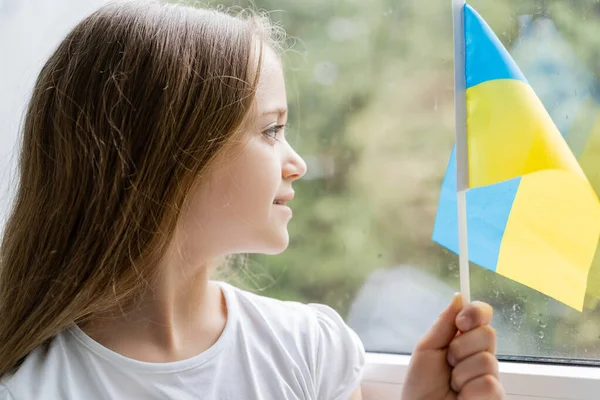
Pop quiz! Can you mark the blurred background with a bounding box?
[2,0,600,363]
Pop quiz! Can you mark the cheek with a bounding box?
[184,140,282,225]
[214,145,281,218]
[230,143,280,196]
[173,143,286,256]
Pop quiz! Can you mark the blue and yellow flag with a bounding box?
[433,3,600,311]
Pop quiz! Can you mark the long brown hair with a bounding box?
[0,0,279,376]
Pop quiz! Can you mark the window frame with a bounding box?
[361,353,600,399]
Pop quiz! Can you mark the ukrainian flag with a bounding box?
[433,3,600,311]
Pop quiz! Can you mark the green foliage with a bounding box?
[195,0,600,359]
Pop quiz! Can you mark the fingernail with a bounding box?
[447,354,456,367]
[453,292,462,304]
[440,293,460,317]
[448,293,462,311]
[457,313,473,331]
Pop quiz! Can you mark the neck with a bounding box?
[80,248,227,363]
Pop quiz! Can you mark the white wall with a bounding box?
[0,0,110,226]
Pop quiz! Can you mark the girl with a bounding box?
[0,1,503,399]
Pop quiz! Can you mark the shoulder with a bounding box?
[225,281,321,326]
[223,281,354,343]
[0,332,79,400]
[0,345,48,400]
[222,282,365,400]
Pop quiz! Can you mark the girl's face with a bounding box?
[175,47,307,262]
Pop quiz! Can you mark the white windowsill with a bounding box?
[361,353,600,400]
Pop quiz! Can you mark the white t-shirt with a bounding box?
[0,281,365,400]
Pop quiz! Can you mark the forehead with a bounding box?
[223,46,287,147]
[254,46,287,117]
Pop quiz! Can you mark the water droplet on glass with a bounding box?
[538,331,545,339]
[314,61,338,86]
[327,17,358,42]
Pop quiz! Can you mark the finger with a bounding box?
[459,375,504,400]
[456,301,493,332]
[448,325,496,366]
[415,293,463,351]
[451,352,499,392]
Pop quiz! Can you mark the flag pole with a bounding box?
[452,0,471,304]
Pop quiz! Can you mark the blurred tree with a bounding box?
[183,0,600,359]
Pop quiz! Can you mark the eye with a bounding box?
[262,124,286,143]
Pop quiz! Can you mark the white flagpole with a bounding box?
[452,0,471,304]
[457,191,470,304]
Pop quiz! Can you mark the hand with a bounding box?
[401,294,504,400]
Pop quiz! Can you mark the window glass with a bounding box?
[215,0,600,362]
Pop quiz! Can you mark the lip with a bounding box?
[273,191,295,205]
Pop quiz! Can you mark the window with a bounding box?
[219,0,600,397]
[226,0,600,362]
[2,0,600,398]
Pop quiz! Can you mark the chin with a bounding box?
[265,236,290,255]
[254,229,290,255]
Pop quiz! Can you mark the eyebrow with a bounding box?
[261,107,287,117]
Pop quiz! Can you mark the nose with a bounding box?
[282,144,307,182]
